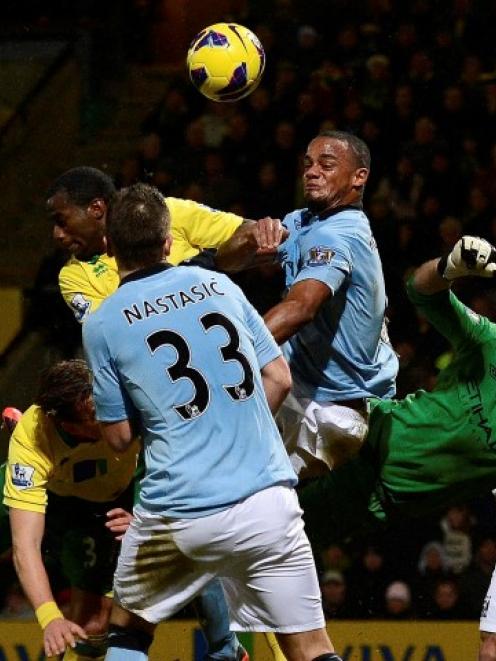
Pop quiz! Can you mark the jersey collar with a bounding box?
[301,203,363,226]
[55,424,81,448]
[119,262,173,287]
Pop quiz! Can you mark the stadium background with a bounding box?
[1,0,496,657]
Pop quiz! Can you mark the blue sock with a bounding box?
[105,648,147,661]
[193,579,239,660]
[105,624,152,661]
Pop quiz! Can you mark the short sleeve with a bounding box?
[167,198,243,265]
[59,262,97,323]
[293,227,352,293]
[4,423,51,513]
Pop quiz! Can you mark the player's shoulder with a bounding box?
[11,405,48,448]
[282,208,306,230]
[165,196,214,217]
[174,264,233,287]
[60,253,115,277]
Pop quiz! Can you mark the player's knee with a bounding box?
[107,624,153,654]
[480,632,496,661]
[80,616,108,637]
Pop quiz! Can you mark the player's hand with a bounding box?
[254,217,289,254]
[106,507,133,540]
[438,236,496,280]
[43,618,87,657]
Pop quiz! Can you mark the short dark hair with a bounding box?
[47,166,116,207]
[107,183,170,270]
[318,130,371,170]
[35,359,93,422]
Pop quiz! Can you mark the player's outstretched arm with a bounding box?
[9,507,87,656]
[413,236,496,295]
[215,218,288,272]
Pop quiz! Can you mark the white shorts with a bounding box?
[481,565,496,632]
[114,485,325,633]
[276,391,369,474]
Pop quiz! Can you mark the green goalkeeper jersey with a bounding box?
[367,278,496,517]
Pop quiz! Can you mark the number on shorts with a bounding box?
[146,313,255,420]
[82,536,97,568]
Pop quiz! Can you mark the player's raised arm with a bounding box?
[412,236,496,295]
[215,217,288,272]
[264,278,331,345]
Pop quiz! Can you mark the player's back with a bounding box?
[86,264,295,517]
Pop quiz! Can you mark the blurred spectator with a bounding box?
[428,578,469,619]
[321,543,352,574]
[348,543,391,618]
[384,581,415,620]
[0,581,34,620]
[437,216,463,255]
[459,535,496,618]
[362,54,392,113]
[245,161,290,219]
[415,541,452,617]
[440,504,475,574]
[320,570,354,619]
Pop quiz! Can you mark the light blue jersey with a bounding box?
[279,205,398,402]
[83,264,296,518]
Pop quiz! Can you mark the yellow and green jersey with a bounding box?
[59,198,243,321]
[3,405,139,513]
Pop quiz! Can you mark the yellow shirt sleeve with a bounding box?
[59,255,119,323]
[166,197,243,265]
[3,407,53,514]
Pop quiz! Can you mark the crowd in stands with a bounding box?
[4,0,496,623]
[109,0,496,621]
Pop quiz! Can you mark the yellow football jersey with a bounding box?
[59,198,243,321]
[3,405,140,513]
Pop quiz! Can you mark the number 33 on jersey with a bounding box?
[83,264,295,517]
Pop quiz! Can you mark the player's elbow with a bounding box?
[100,420,134,453]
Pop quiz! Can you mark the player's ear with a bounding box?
[163,234,173,259]
[88,198,107,220]
[353,167,369,189]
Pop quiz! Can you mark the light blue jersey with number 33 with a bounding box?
[83,264,296,518]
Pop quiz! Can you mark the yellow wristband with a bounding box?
[35,601,63,629]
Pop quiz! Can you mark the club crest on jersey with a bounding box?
[71,293,91,322]
[307,246,335,266]
[11,463,34,489]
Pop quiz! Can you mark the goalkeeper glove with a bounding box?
[437,236,496,280]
